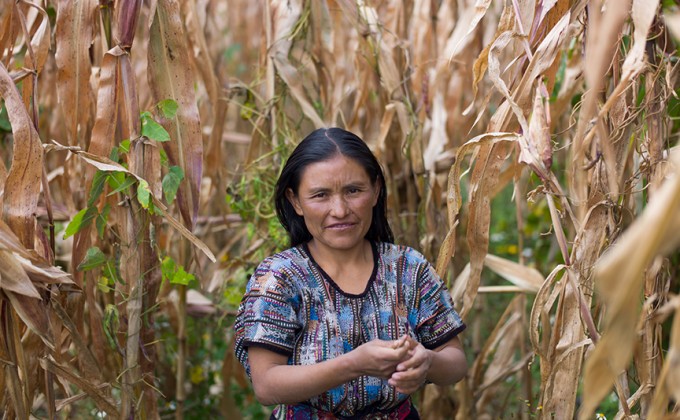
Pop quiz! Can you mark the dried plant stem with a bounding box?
[1,303,27,420]
[175,283,187,420]
[45,366,56,420]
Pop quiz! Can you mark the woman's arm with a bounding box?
[248,337,412,406]
[388,335,467,394]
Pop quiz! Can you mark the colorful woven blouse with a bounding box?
[234,241,465,419]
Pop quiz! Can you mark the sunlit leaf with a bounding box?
[140,111,170,142]
[137,179,151,209]
[157,99,178,119]
[171,265,195,286]
[88,170,108,207]
[107,173,136,195]
[161,256,176,282]
[120,139,131,154]
[64,207,98,239]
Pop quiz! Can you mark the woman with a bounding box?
[234,128,467,419]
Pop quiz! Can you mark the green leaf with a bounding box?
[160,256,195,286]
[107,173,136,196]
[137,179,151,209]
[109,146,120,163]
[159,147,168,166]
[0,103,11,131]
[103,259,122,284]
[161,256,176,283]
[64,207,98,239]
[88,170,108,207]
[97,203,111,239]
[162,166,184,204]
[157,99,178,119]
[103,304,120,350]
[77,246,107,271]
[172,265,195,286]
[120,139,131,154]
[141,111,170,142]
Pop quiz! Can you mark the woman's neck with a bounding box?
[307,239,374,283]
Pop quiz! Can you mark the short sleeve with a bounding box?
[414,263,466,349]
[233,259,301,376]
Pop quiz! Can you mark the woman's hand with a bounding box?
[388,335,467,394]
[387,337,432,394]
[351,336,412,378]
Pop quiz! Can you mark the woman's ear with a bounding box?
[286,188,304,216]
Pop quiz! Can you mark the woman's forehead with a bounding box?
[298,156,372,186]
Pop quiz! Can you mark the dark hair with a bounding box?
[275,127,394,247]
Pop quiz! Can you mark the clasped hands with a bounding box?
[355,335,432,395]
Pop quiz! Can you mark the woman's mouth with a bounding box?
[326,222,355,229]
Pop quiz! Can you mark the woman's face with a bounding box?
[286,154,380,253]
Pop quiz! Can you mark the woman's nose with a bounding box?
[329,195,349,216]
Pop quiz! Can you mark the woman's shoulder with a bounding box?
[252,246,311,282]
[259,247,307,268]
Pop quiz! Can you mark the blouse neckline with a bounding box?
[301,241,379,298]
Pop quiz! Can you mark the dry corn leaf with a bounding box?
[23,3,51,74]
[541,269,589,417]
[460,140,513,319]
[0,250,41,298]
[526,83,552,176]
[471,296,522,387]
[0,62,43,248]
[149,0,204,230]
[435,220,459,280]
[648,296,680,417]
[356,2,403,100]
[572,0,631,220]
[5,291,52,350]
[182,0,219,108]
[0,0,18,61]
[40,356,119,417]
[423,93,448,173]
[50,298,102,381]
[269,0,325,128]
[446,132,520,224]
[0,311,28,419]
[580,152,680,419]
[601,0,659,120]
[536,1,571,93]
[483,254,544,292]
[529,264,566,365]
[475,314,530,415]
[467,3,515,111]
[446,0,493,61]
[55,0,96,147]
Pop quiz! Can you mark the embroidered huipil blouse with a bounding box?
[234,242,466,418]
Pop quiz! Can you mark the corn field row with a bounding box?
[1,0,679,419]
